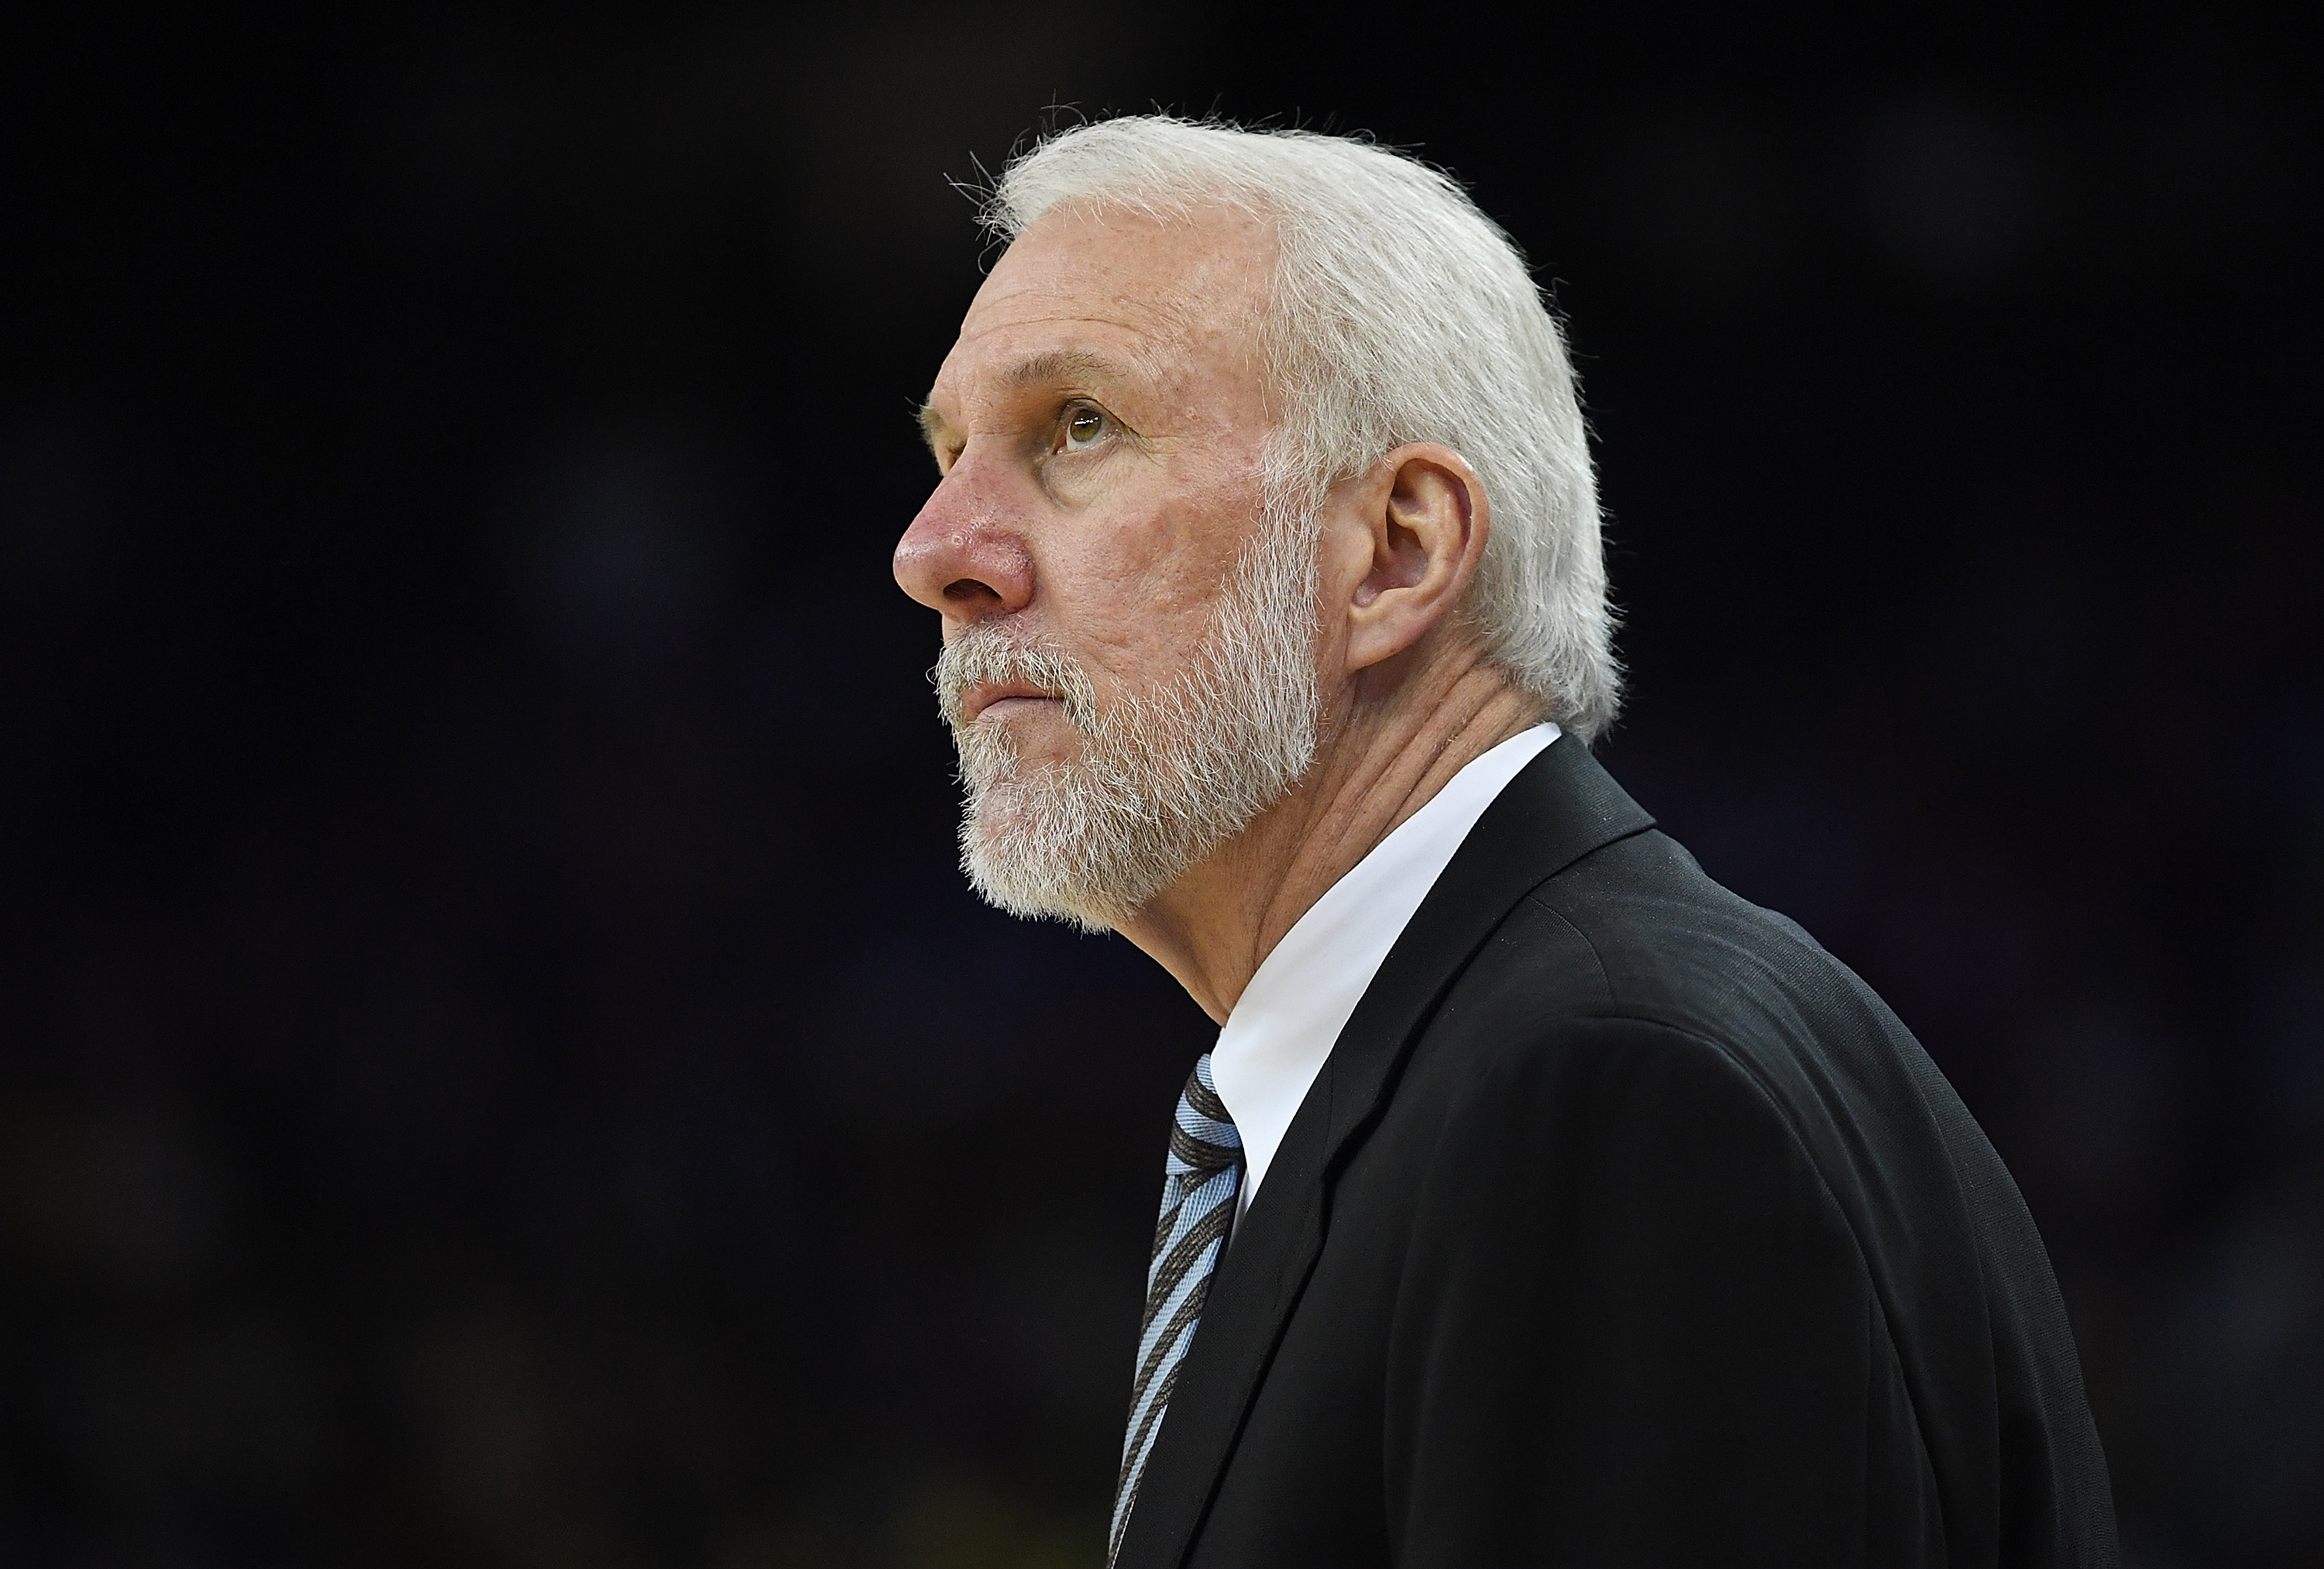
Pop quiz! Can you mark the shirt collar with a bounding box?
[1210,723,1560,1206]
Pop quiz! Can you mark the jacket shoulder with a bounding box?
[1391,821,2119,1568]
[1425,825,1888,1072]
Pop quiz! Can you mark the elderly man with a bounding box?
[894,117,2116,1568]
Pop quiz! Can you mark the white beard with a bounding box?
[934,507,1322,933]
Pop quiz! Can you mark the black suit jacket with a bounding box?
[1116,736,2117,1568]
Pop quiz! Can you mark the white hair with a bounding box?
[982,115,1622,743]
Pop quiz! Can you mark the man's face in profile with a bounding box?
[896,206,1323,930]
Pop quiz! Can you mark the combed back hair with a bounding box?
[983,115,1622,743]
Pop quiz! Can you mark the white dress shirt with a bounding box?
[1211,722,1561,1213]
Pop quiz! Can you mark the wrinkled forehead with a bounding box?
[937,202,1277,404]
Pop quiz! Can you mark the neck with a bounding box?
[1117,639,1547,1024]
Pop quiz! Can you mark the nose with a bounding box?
[892,450,1034,624]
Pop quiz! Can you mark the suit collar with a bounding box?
[1210,723,1559,1208]
[1114,735,1657,1569]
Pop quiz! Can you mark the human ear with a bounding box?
[1340,443,1490,674]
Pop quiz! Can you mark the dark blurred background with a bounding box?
[2,5,2318,1565]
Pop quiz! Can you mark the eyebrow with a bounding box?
[918,347,1138,452]
[997,348,1127,391]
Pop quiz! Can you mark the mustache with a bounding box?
[932,626,1101,732]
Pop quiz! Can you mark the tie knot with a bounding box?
[1115,1051,1244,1564]
[1167,1052,1242,1179]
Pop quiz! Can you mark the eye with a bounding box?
[1061,404,1109,451]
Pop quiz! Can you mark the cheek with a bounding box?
[1036,526,1226,686]
[1063,539,1203,658]
[1033,455,1269,669]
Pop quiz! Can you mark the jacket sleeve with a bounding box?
[1381,1013,1944,1567]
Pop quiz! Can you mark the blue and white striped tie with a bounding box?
[1109,1052,1243,1564]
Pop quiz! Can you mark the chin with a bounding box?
[982,711,1078,767]
[966,785,1040,839]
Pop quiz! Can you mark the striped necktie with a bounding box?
[1109,1051,1243,1564]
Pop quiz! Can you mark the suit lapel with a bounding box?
[1114,736,1656,1569]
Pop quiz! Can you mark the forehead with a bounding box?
[931,203,1276,411]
